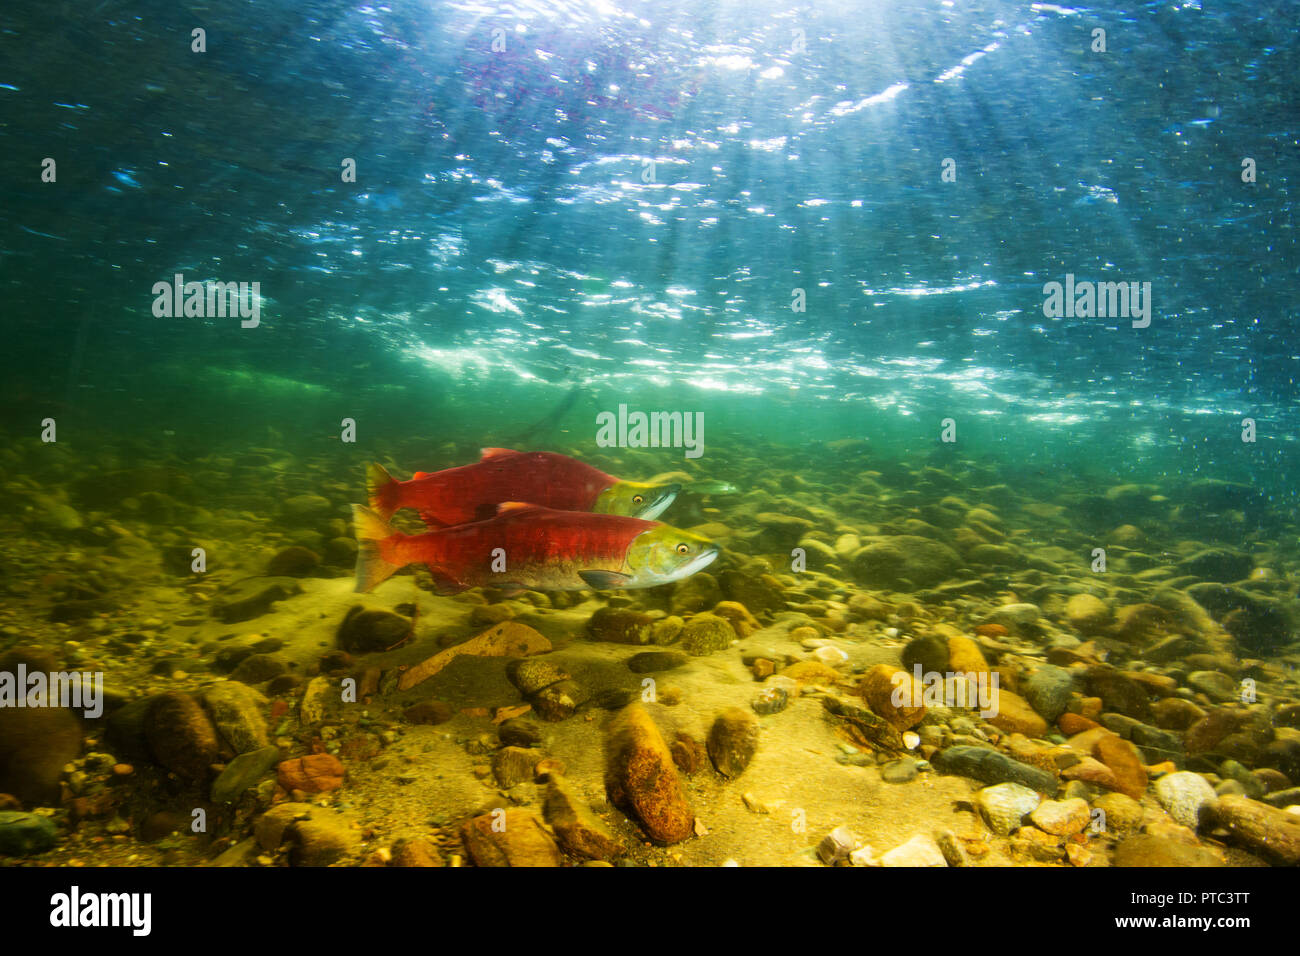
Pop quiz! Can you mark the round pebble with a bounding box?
[1154,771,1217,828]
[976,783,1041,835]
[881,758,919,784]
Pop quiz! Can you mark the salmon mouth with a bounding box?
[638,483,681,520]
[676,545,719,579]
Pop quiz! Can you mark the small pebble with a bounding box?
[881,758,919,784]
[814,646,849,664]
[752,686,790,715]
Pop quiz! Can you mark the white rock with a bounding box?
[880,834,947,867]
[848,845,878,866]
[977,782,1041,835]
[817,825,861,865]
[1154,771,1216,829]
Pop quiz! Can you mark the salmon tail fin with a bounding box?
[352,503,401,593]
[366,463,401,521]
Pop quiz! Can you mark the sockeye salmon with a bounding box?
[352,501,718,594]
[366,447,680,526]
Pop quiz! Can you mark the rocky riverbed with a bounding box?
[1,435,1298,867]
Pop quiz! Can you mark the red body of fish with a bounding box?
[371,448,617,525]
[374,502,654,592]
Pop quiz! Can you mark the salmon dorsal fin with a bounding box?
[412,471,433,480]
[493,501,545,516]
[480,447,519,461]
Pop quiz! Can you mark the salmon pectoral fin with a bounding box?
[427,567,471,595]
[578,569,633,589]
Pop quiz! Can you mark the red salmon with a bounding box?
[367,447,679,526]
[353,501,717,594]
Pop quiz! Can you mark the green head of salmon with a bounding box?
[622,523,718,585]
[591,479,681,520]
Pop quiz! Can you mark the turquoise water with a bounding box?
[2,0,1295,499]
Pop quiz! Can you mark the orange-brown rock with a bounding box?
[1061,756,1119,791]
[398,621,552,690]
[1204,795,1300,866]
[460,809,561,867]
[712,601,761,638]
[277,754,345,794]
[605,704,694,844]
[1066,727,1117,755]
[391,837,442,867]
[1093,735,1148,799]
[986,688,1048,738]
[781,660,843,684]
[947,635,991,677]
[858,664,926,730]
[1059,712,1100,735]
[1123,671,1178,698]
[543,774,623,861]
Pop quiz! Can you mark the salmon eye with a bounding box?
[676,543,689,554]
[633,495,644,504]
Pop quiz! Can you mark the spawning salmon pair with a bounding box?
[353,448,718,594]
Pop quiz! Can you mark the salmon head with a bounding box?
[621,524,718,586]
[591,480,681,520]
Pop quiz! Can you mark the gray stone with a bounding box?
[752,686,790,715]
[1188,671,1238,703]
[1177,549,1253,583]
[210,746,281,804]
[932,745,1057,792]
[200,681,269,755]
[229,653,288,685]
[210,577,302,623]
[337,605,412,653]
[1023,666,1075,722]
[881,758,919,784]
[507,659,569,695]
[707,708,760,778]
[627,650,688,674]
[0,811,58,855]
